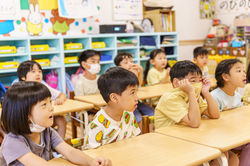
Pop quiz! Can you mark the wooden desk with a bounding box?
[74,83,173,107]
[156,105,250,152]
[49,158,76,166]
[53,99,94,116]
[84,133,221,166]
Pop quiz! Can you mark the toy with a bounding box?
[92,42,106,48]
[30,44,49,52]
[0,46,16,54]
[64,43,83,50]
[26,0,43,36]
[0,61,19,69]
[50,9,74,35]
[65,56,78,64]
[34,59,50,66]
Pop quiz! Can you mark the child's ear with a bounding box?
[81,61,88,69]
[222,73,230,82]
[150,59,155,65]
[21,77,26,81]
[193,58,197,63]
[172,78,179,88]
[109,93,119,103]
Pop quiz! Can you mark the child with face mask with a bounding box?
[0,81,111,166]
[75,50,101,96]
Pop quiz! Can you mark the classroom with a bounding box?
[0,0,249,165]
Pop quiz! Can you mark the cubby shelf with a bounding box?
[0,32,178,93]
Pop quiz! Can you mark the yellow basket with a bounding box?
[64,43,83,50]
[30,44,49,52]
[91,42,106,48]
[0,61,19,69]
[34,59,50,66]
[0,46,16,54]
[65,56,78,64]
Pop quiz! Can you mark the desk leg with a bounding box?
[71,112,77,138]
[218,153,228,166]
[79,111,89,138]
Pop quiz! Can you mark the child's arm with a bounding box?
[179,79,201,128]
[201,77,220,119]
[54,93,67,105]
[131,64,143,86]
[159,67,171,84]
[55,142,112,166]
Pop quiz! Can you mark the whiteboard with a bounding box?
[113,0,143,21]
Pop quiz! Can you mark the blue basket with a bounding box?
[100,54,112,61]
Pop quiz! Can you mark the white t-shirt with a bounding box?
[84,108,141,149]
[74,75,99,96]
[211,87,242,111]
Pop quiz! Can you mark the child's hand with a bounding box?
[166,67,171,75]
[131,63,143,72]
[201,77,211,95]
[54,93,67,105]
[178,79,195,94]
[92,157,112,166]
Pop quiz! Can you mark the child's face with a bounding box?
[29,97,54,128]
[151,52,167,70]
[81,55,100,70]
[116,85,138,112]
[23,64,43,82]
[119,56,134,71]
[225,62,246,88]
[194,54,208,69]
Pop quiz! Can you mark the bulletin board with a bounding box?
[216,0,250,14]
[113,0,143,21]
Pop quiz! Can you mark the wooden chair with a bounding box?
[141,115,154,134]
[65,137,85,150]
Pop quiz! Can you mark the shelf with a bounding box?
[64,49,86,53]
[100,60,113,64]
[42,65,61,70]
[0,53,28,57]
[0,68,17,74]
[160,44,177,47]
[117,46,138,50]
[30,51,60,55]
[93,48,115,51]
[140,46,157,49]
[140,57,150,61]
[167,55,178,58]
[64,63,80,68]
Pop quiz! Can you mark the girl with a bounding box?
[75,49,101,96]
[211,59,247,166]
[144,49,171,86]
[0,81,111,166]
[243,62,250,105]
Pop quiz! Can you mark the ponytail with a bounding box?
[144,59,151,82]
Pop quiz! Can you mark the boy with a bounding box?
[17,60,67,138]
[114,52,154,128]
[155,60,220,129]
[84,67,141,149]
[193,46,209,76]
[75,49,101,96]
[114,52,143,86]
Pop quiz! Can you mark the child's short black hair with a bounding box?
[98,67,139,103]
[193,47,208,59]
[1,81,51,135]
[78,49,101,69]
[17,60,42,81]
[215,59,242,87]
[114,52,133,66]
[170,60,202,82]
[247,63,250,83]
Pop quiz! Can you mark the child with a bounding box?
[0,81,111,166]
[211,59,247,166]
[155,60,220,129]
[114,52,143,86]
[84,67,141,149]
[243,62,250,105]
[75,49,101,96]
[17,60,67,139]
[193,46,209,77]
[144,49,171,86]
[211,59,246,111]
[114,52,154,128]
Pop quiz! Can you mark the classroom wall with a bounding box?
[173,0,212,60]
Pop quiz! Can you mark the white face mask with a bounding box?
[87,63,101,74]
[29,119,45,133]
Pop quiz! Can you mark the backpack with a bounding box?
[71,67,84,89]
[45,70,58,89]
[0,82,6,104]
